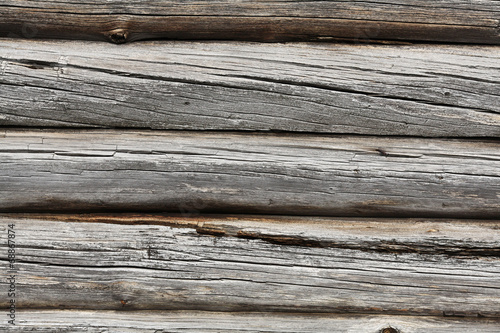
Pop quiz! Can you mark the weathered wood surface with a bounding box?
[1,130,500,217]
[10,213,500,256]
[1,215,499,316]
[7,310,500,332]
[1,39,499,137]
[0,0,499,44]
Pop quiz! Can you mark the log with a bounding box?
[1,39,499,137]
[1,215,500,316]
[1,130,500,217]
[9,310,500,332]
[0,0,499,44]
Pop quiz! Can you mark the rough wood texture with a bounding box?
[1,215,499,316]
[8,310,500,332]
[1,39,499,137]
[0,0,499,44]
[1,130,500,217]
[9,213,500,257]
[1,129,500,217]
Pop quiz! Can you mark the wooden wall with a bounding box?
[0,1,499,331]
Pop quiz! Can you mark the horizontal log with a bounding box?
[1,215,500,316]
[1,39,499,137]
[0,1,499,44]
[9,310,500,332]
[1,130,500,217]
[9,213,500,256]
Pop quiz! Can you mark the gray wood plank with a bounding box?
[1,130,500,217]
[1,39,499,137]
[9,213,500,257]
[0,0,499,44]
[6,310,500,332]
[1,215,499,316]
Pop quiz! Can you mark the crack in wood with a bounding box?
[1,41,499,137]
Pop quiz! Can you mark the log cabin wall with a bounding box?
[0,1,499,331]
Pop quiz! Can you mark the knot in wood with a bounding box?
[108,29,128,44]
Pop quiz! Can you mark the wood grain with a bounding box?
[8,310,500,332]
[1,130,500,217]
[0,0,499,44]
[8,213,500,257]
[1,215,499,316]
[1,39,499,137]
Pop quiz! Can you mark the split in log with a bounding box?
[1,39,499,137]
[1,130,500,217]
[1,215,500,316]
[0,0,499,44]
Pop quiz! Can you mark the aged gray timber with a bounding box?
[8,310,500,332]
[1,130,500,217]
[1,215,500,316]
[9,213,500,256]
[1,39,499,137]
[0,0,499,44]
